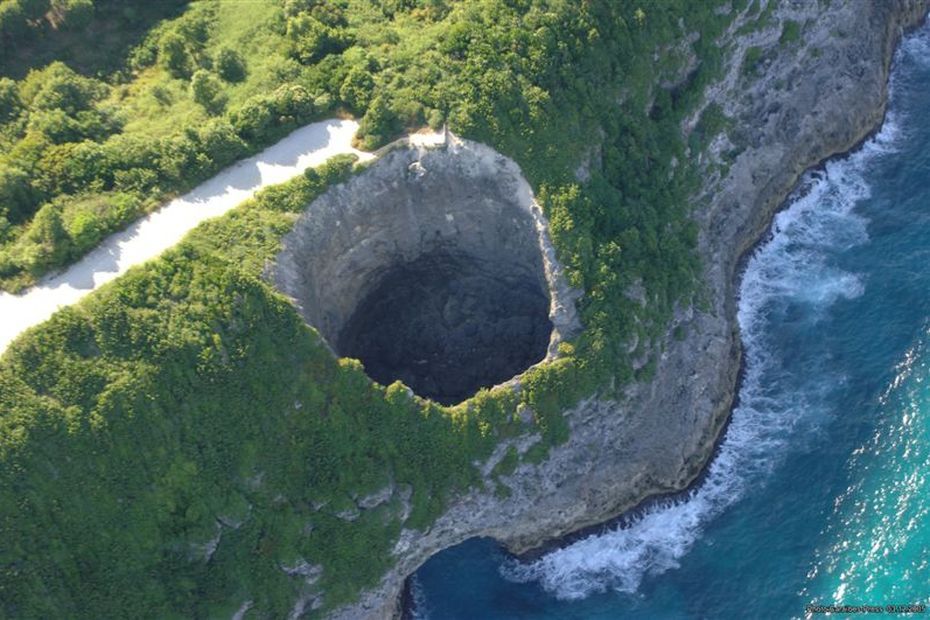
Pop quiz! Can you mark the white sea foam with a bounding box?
[408,575,431,620]
[502,72,908,603]
[901,23,930,68]
[0,119,371,353]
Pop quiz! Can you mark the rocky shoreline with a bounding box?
[331,2,930,617]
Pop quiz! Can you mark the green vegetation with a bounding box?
[0,155,536,615]
[779,19,801,45]
[0,0,743,616]
[734,0,778,37]
[689,102,731,154]
[742,45,765,75]
[0,0,327,291]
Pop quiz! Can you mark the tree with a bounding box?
[23,61,106,115]
[0,77,21,122]
[26,109,83,143]
[63,198,105,253]
[27,106,120,144]
[283,0,312,18]
[196,118,246,168]
[214,47,245,82]
[57,0,94,31]
[189,70,225,115]
[158,31,190,79]
[16,200,69,272]
[17,0,50,20]
[357,96,400,149]
[0,1,28,44]
[339,66,374,113]
[271,83,313,120]
[34,140,110,196]
[0,164,36,223]
[285,14,349,64]
[230,95,275,141]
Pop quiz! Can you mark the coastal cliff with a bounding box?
[333,1,930,617]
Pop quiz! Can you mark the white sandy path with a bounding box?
[0,118,373,354]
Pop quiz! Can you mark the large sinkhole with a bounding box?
[337,250,551,404]
[272,134,578,405]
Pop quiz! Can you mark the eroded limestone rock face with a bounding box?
[271,134,580,403]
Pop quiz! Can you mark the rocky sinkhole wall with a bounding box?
[272,133,581,404]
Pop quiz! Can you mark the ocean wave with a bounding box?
[408,575,431,620]
[900,20,930,68]
[500,63,908,603]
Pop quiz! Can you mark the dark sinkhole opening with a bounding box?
[271,138,577,406]
[336,250,552,405]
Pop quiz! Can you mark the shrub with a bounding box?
[742,45,764,75]
[21,62,107,115]
[286,14,350,64]
[0,164,36,223]
[0,1,28,43]
[0,77,21,122]
[339,66,375,113]
[158,31,191,78]
[190,70,226,114]
[214,47,246,82]
[356,96,400,149]
[58,0,94,31]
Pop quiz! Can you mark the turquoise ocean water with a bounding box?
[411,22,930,620]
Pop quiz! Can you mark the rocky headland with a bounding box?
[328,1,930,617]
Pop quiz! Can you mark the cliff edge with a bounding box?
[332,1,930,617]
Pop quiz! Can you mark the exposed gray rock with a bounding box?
[192,523,222,563]
[217,510,248,530]
[231,600,253,620]
[334,505,361,522]
[393,484,413,523]
[357,484,395,511]
[271,134,582,404]
[329,1,929,618]
[279,559,323,585]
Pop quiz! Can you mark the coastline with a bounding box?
[333,2,930,618]
[404,34,923,581]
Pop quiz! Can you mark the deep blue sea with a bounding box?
[411,22,930,620]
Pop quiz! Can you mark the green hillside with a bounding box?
[0,0,752,615]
